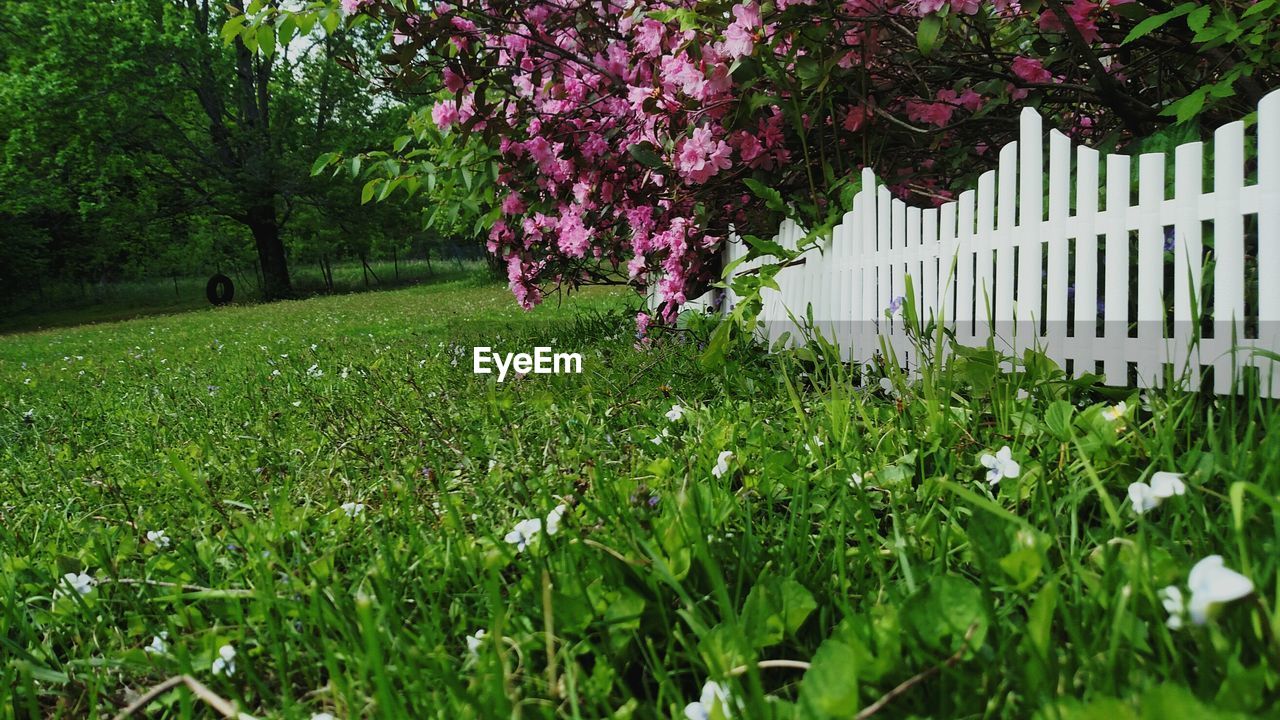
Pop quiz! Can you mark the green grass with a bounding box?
[0,258,483,336]
[2,278,1279,719]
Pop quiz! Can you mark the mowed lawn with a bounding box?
[2,275,1279,719]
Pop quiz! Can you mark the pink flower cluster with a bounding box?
[334,0,1129,323]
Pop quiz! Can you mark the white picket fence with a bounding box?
[713,88,1280,397]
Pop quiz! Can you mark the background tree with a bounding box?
[0,0,423,310]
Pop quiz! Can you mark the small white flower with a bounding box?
[146,530,171,549]
[979,446,1020,485]
[1128,472,1187,515]
[711,451,733,478]
[1128,482,1159,515]
[504,518,542,552]
[685,680,732,720]
[805,435,824,454]
[58,571,96,598]
[306,364,323,378]
[650,428,670,445]
[465,629,487,659]
[1187,555,1254,625]
[340,502,365,518]
[1158,586,1185,629]
[545,504,568,535]
[145,632,169,654]
[340,367,350,380]
[666,404,685,422]
[1102,401,1128,422]
[22,409,35,421]
[310,344,318,352]
[310,714,335,720]
[849,472,863,488]
[211,644,236,677]
[1150,472,1187,498]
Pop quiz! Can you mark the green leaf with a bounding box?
[902,575,989,658]
[627,141,664,169]
[917,14,944,56]
[1122,2,1195,44]
[310,152,335,176]
[256,23,276,55]
[1186,5,1211,33]
[1044,400,1075,441]
[277,16,296,46]
[393,135,413,153]
[799,637,860,717]
[700,320,732,369]
[743,178,786,213]
[361,178,381,205]
[741,575,816,648]
[1162,88,1208,123]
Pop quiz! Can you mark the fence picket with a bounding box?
[1258,91,1280,397]
[1017,108,1044,357]
[1173,141,1203,391]
[1213,121,1246,394]
[1046,130,1070,370]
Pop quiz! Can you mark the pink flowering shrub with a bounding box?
[256,0,1279,326]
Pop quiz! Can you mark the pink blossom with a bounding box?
[1011,56,1053,84]
[842,106,869,132]
[675,127,733,184]
[905,99,954,127]
[723,4,761,59]
[442,67,466,93]
[431,100,460,130]
[341,0,374,13]
[556,206,592,258]
[1039,0,1100,43]
[956,89,984,111]
[501,192,526,215]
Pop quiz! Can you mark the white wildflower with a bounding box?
[1128,472,1187,515]
[712,451,733,478]
[145,632,169,655]
[1187,555,1254,625]
[465,629,487,659]
[666,404,685,422]
[1102,401,1128,422]
[340,502,365,518]
[545,504,568,535]
[979,446,1020,485]
[57,571,96,598]
[504,518,542,552]
[685,680,733,720]
[146,530,171,549]
[211,644,236,677]
[1158,586,1185,630]
[306,364,323,378]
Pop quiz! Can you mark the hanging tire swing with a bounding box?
[206,273,235,306]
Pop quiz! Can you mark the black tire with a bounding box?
[206,274,235,306]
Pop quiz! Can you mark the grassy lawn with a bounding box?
[2,276,1278,718]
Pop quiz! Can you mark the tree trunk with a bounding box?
[247,203,291,299]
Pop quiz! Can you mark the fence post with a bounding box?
[1017,107,1044,360]
[1212,120,1245,394]
[1257,90,1280,397]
